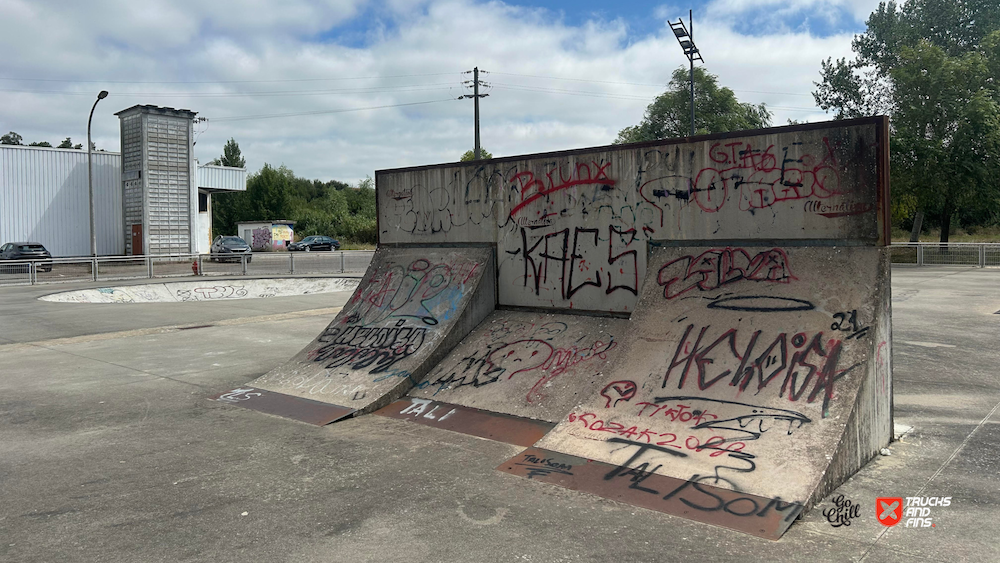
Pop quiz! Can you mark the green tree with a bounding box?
[214,164,378,245]
[29,141,52,147]
[890,38,1000,241]
[212,138,246,168]
[614,67,771,144]
[57,137,82,149]
[1,131,23,145]
[460,148,493,161]
[813,1,1000,242]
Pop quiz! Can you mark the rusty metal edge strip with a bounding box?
[497,447,803,540]
[209,387,355,426]
[374,398,554,447]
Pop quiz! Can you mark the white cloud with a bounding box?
[0,0,874,183]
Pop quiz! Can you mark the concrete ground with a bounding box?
[1,267,998,562]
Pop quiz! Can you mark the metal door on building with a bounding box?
[131,224,143,255]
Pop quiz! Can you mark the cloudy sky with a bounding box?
[0,0,881,183]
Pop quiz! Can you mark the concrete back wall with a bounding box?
[377,118,888,313]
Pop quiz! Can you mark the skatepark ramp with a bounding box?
[213,117,891,539]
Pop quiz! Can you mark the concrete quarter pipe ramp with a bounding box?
[514,244,891,539]
[212,246,495,424]
[213,117,891,539]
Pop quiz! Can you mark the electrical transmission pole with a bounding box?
[460,67,489,159]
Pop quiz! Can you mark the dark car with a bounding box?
[210,236,252,262]
[289,235,340,252]
[0,242,52,272]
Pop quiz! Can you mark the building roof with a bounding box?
[114,105,198,118]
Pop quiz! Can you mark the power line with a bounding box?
[490,71,815,97]
[0,72,463,85]
[0,83,461,98]
[489,83,651,101]
[209,98,457,122]
[490,71,666,87]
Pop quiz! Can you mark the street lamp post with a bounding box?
[87,90,108,258]
[669,11,703,137]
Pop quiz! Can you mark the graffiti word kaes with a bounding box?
[517,225,640,301]
[310,325,426,374]
[514,453,574,479]
[398,398,457,421]
[657,247,795,300]
[664,324,862,416]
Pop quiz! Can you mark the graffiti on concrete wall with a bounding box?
[417,316,618,404]
[305,255,484,376]
[533,245,878,498]
[379,128,878,312]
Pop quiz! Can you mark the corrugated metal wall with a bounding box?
[197,164,246,192]
[121,113,143,255]
[145,114,191,255]
[0,145,124,257]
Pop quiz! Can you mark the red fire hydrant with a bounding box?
[192,259,200,275]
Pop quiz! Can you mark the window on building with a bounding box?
[198,192,208,213]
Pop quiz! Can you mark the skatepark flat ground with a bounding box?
[1,267,998,563]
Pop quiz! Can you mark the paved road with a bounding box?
[1,267,998,562]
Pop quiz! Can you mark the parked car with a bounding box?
[289,235,340,252]
[210,236,252,262]
[0,242,52,272]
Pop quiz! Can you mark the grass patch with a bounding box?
[340,242,376,250]
[891,225,1000,243]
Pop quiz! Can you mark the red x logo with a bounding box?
[876,497,903,526]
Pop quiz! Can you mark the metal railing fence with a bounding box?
[890,242,1000,267]
[0,250,374,287]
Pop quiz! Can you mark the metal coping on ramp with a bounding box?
[374,398,554,447]
[209,387,354,426]
[498,447,802,541]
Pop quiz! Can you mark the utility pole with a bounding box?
[460,67,489,159]
[669,11,703,137]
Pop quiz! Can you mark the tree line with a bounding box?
[813,0,1000,242]
[2,131,83,149]
[209,139,377,245]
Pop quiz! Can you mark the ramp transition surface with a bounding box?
[216,246,495,423]
[515,245,890,538]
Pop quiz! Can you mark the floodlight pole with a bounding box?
[88,90,109,258]
[689,10,695,137]
[669,11,703,137]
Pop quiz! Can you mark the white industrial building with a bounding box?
[0,105,245,257]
